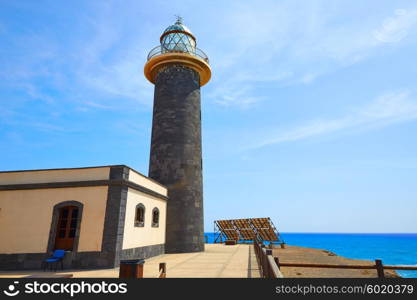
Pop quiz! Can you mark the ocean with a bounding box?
[204,232,417,278]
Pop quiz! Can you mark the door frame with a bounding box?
[46,201,83,254]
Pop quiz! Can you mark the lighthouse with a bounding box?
[144,17,211,253]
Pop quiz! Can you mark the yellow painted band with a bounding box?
[144,53,211,86]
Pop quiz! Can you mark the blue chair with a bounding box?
[43,250,66,271]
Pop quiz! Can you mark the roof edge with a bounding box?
[0,164,168,190]
[0,165,126,174]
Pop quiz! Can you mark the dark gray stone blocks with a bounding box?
[120,244,165,261]
[149,64,204,253]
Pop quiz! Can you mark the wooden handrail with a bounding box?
[253,238,283,278]
[277,262,417,271]
[383,265,417,270]
[278,263,375,269]
[268,255,283,278]
[276,260,417,278]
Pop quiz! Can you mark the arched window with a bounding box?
[134,204,145,227]
[152,207,159,227]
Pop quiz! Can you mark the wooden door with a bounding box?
[54,206,79,250]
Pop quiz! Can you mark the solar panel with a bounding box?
[216,220,239,240]
[214,217,280,243]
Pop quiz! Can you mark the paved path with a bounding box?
[0,244,261,278]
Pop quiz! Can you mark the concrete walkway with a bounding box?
[0,244,261,278]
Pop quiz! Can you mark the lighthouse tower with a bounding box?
[144,17,211,253]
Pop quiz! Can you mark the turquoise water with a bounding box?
[204,232,417,278]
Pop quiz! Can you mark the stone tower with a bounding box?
[144,18,211,253]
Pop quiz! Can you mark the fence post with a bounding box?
[159,262,166,278]
[265,249,273,278]
[261,248,267,278]
[375,259,385,278]
[274,256,280,269]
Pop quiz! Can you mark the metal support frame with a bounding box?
[213,221,225,243]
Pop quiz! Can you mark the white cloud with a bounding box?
[206,4,417,108]
[209,84,261,108]
[251,90,417,148]
[2,1,417,111]
[0,0,155,111]
[374,9,417,43]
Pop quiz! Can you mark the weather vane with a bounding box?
[175,15,183,24]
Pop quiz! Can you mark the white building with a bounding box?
[0,165,167,269]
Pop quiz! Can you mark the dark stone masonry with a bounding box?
[149,64,205,253]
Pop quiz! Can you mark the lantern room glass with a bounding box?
[161,20,196,54]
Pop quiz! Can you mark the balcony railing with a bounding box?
[147,45,209,64]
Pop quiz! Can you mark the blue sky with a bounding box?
[1,0,417,233]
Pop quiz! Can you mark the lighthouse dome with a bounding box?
[160,17,196,54]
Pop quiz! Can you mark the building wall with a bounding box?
[0,167,110,185]
[122,188,166,250]
[128,169,168,197]
[0,186,108,254]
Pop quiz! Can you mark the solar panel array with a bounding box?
[214,217,279,242]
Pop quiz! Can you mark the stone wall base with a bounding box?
[0,244,165,270]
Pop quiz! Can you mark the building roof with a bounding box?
[163,21,193,36]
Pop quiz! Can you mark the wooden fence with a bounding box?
[253,239,417,278]
[254,240,283,278]
[276,259,417,278]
